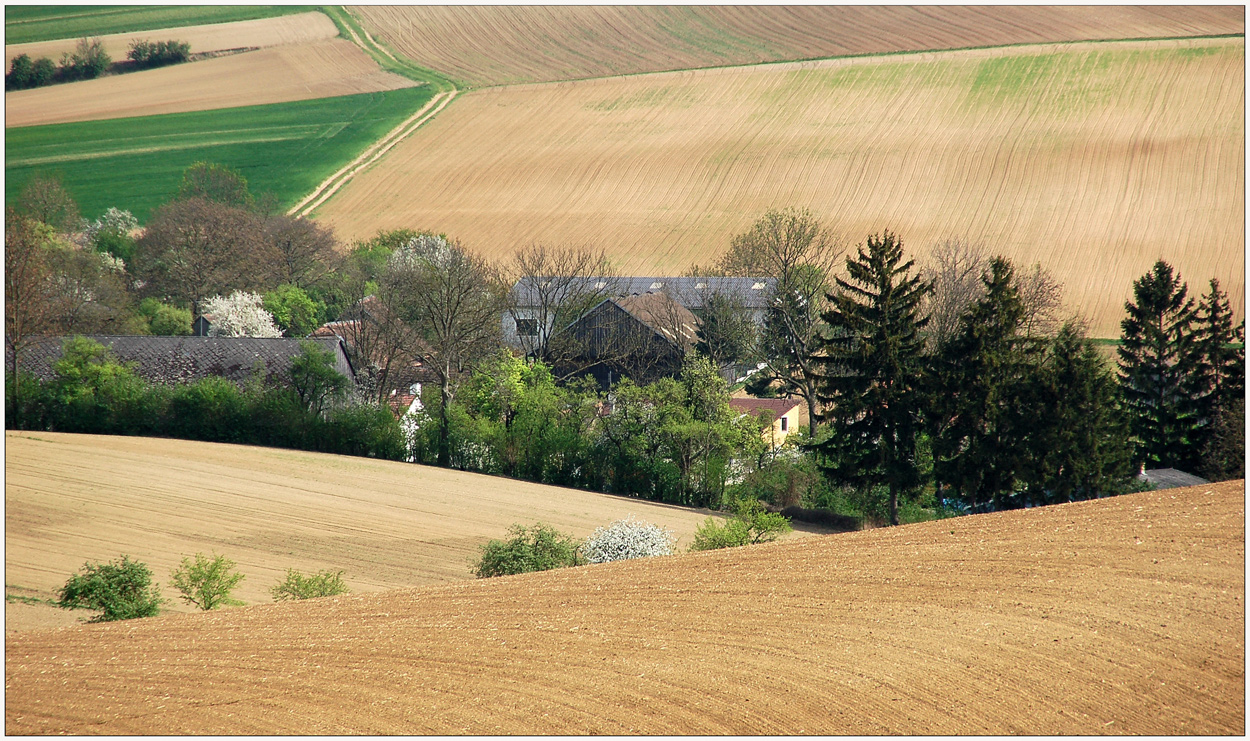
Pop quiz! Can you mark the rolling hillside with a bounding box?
[315,37,1244,338]
[352,5,1244,86]
[3,431,744,627]
[3,13,419,128]
[5,479,1242,734]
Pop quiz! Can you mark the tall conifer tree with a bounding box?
[812,230,930,526]
[927,258,1040,508]
[1117,260,1203,471]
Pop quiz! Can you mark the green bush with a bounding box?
[473,523,584,578]
[127,39,190,69]
[57,555,164,622]
[270,568,349,601]
[170,553,245,610]
[689,498,792,551]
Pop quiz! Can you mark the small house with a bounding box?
[729,396,808,449]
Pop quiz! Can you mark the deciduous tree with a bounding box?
[725,208,844,432]
[132,197,263,314]
[382,234,508,466]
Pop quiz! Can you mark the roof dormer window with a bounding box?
[752,282,766,290]
[650,281,663,290]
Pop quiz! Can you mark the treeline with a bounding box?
[5,164,1243,526]
[6,36,190,91]
[6,337,405,461]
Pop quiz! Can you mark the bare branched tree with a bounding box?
[6,209,58,381]
[922,238,988,350]
[384,235,509,466]
[132,197,264,315]
[508,244,622,376]
[724,208,845,433]
[262,214,339,289]
[15,174,82,235]
[1016,261,1065,338]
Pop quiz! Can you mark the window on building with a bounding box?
[515,318,539,336]
[780,416,788,432]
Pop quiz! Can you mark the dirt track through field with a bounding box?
[4,38,419,128]
[2,432,741,622]
[3,11,338,67]
[352,5,1244,86]
[5,476,1242,734]
[315,38,1243,338]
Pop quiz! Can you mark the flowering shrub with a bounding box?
[201,291,282,337]
[580,516,675,564]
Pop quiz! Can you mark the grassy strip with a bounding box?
[5,86,435,222]
[5,6,317,45]
[319,5,460,91]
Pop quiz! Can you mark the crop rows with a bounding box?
[317,39,1244,337]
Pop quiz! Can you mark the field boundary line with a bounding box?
[289,87,457,218]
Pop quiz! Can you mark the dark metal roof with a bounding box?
[512,276,777,309]
[10,336,354,387]
[1137,468,1210,490]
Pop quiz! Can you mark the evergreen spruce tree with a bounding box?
[1018,321,1135,504]
[1194,278,1245,479]
[812,230,930,526]
[927,257,1040,508]
[1117,260,1203,471]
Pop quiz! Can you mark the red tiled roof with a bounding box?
[728,396,802,423]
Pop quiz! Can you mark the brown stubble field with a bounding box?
[3,11,338,67]
[2,431,740,627]
[4,16,418,127]
[315,38,1244,338]
[351,5,1244,87]
[6,475,1243,734]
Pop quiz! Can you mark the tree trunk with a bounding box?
[888,481,900,526]
[804,389,819,437]
[437,370,452,468]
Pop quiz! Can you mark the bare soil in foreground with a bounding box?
[316,37,1243,338]
[2,431,750,627]
[352,5,1244,86]
[4,457,1243,733]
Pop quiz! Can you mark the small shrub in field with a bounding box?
[270,568,349,601]
[689,498,792,552]
[128,39,191,68]
[580,517,675,563]
[170,553,245,610]
[473,523,583,578]
[57,555,163,622]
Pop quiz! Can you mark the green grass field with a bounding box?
[4,6,317,44]
[5,86,435,222]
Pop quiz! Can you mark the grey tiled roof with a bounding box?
[1137,468,1210,490]
[10,336,354,387]
[512,276,777,310]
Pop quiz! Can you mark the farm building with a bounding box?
[729,396,808,448]
[552,291,700,388]
[505,276,775,350]
[8,336,354,389]
[311,295,435,412]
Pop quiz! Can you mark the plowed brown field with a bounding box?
[2,431,745,625]
[316,38,1244,338]
[4,39,418,127]
[352,5,1244,86]
[3,11,338,67]
[5,479,1243,734]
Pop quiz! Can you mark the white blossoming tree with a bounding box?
[580,517,676,564]
[200,291,282,337]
